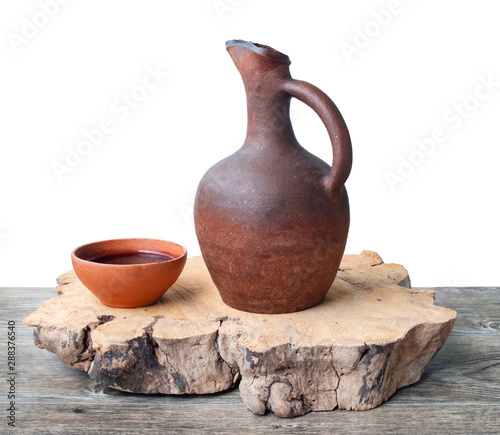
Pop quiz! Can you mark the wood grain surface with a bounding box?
[21,253,457,417]
[1,286,499,433]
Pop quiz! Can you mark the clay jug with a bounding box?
[194,40,352,314]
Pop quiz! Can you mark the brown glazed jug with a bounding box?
[194,40,352,314]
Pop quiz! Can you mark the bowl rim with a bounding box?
[71,238,187,267]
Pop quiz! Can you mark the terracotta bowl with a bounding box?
[71,238,187,308]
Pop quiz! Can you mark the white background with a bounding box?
[1,0,499,287]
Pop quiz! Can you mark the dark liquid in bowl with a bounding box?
[89,251,174,265]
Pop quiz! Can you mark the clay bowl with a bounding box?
[71,238,187,308]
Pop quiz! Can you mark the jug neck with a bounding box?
[227,40,297,146]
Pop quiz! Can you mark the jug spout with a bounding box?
[226,40,292,90]
[226,40,295,145]
[226,40,291,68]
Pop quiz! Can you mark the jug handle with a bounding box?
[282,79,352,193]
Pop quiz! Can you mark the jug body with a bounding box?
[194,40,352,314]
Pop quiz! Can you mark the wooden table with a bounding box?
[1,286,499,433]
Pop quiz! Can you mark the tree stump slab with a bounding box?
[23,251,456,418]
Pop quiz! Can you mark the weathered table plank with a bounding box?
[1,286,499,433]
[11,404,500,434]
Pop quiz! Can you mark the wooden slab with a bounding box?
[22,251,456,418]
